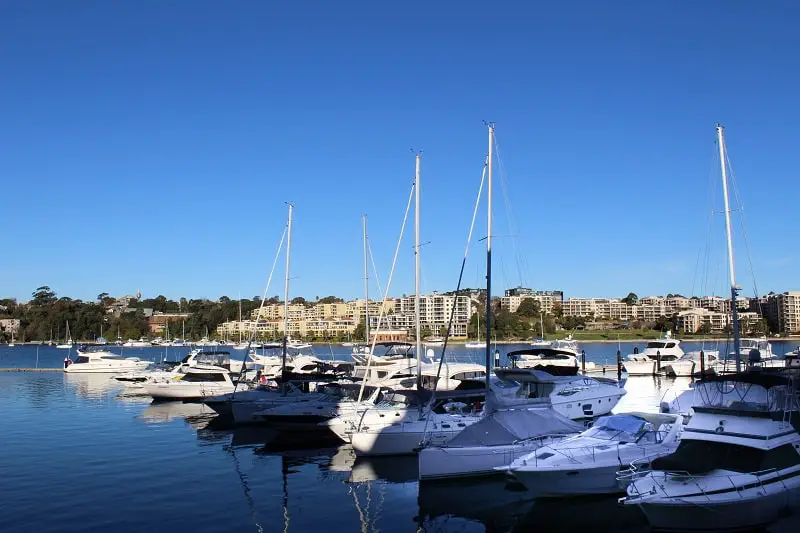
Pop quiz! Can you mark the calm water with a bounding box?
[2,342,800,533]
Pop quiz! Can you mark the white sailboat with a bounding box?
[7,331,15,347]
[56,321,73,349]
[464,313,486,349]
[620,124,800,531]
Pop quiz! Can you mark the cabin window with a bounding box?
[665,343,676,348]
[652,441,800,474]
[182,373,227,382]
[76,356,90,364]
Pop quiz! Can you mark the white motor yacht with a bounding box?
[321,389,422,443]
[253,385,382,430]
[351,341,415,365]
[204,382,323,425]
[506,412,682,496]
[493,367,627,419]
[624,332,684,376]
[508,346,595,373]
[64,347,150,373]
[142,365,237,400]
[418,404,583,480]
[621,370,800,531]
[711,337,781,373]
[663,349,720,377]
[122,338,152,348]
[114,349,245,386]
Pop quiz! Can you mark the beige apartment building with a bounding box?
[777,291,800,334]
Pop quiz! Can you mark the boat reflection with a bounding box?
[349,455,418,483]
[418,476,535,533]
[138,400,215,424]
[513,494,648,533]
[63,373,123,399]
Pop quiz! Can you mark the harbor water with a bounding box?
[2,342,800,533]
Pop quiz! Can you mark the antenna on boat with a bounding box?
[716,124,742,372]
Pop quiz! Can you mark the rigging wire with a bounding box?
[421,156,488,435]
[357,181,415,403]
[232,223,288,395]
[366,239,385,303]
[493,133,527,287]
[725,149,761,303]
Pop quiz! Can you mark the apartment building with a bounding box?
[777,291,800,334]
[388,292,473,337]
[501,288,563,315]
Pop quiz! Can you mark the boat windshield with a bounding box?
[694,380,793,413]
[182,372,228,382]
[582,415,647,442]
[646,342,667,349]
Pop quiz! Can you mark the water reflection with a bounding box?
[138,401,215,424]
[349,455,419,483]
[515,494,648,533]
[63,373,123,399]
[418,477,535,533]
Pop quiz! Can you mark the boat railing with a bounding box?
[623,467,781,503]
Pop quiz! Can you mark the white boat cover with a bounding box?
[445,408,582,447]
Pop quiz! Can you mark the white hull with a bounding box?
[64,360,150,373]
[350,426,465,456]
[56,344,73,349]
[623,360,660,376]
[513,464,623,496]
[464,342,486,349]
[419,440,549,480]
[631,471,800,531]
[662,360,697,377]
[144,381,235,400]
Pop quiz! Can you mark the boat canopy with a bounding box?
[446,408,582,447]
[583,414,650,442]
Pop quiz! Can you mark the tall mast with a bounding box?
[282,203,294,386]
[717,124,741,372]
[414,154,423,390]
[362,214,370,345]
[238,292,242,343]
[485,124,494,390]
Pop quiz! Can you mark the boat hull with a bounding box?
[351,428,462,456]
[512,464,624,496]
[634,488,800,531]
[144,383,234,400]
[419,441,547,480]
[623,360,659,376]
[64,361,150,374]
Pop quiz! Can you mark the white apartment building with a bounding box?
[778,291,800,334]
[380,292,472,337]
[676,308,761,334]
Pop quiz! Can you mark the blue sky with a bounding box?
[2,1,798,303]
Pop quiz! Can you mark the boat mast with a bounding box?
[282,203,294,390]
[363,214,370,345]
[485,123,494,390]
[414,154,423,390]
[238,293,242,343]
[716,124,741,372]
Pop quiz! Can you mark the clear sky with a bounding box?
[2,1,799,303]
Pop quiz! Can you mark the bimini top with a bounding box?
[445,408,582,448]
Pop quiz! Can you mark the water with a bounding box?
[2,343,800,533]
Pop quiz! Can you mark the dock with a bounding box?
[0,368,62,372]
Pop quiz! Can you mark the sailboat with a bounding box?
[620,125,800,531]
[352,215,372,356]
[7,330,15,347]
[233,295,249,350]
[56,321,73,349]
[464,313,486,349]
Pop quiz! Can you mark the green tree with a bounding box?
[698,322,712,335]
[32,286,57,306]
[621,292,639,305]
[515,298,542,318]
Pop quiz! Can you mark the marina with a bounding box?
[3,342,800,532]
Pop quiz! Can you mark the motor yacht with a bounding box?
[114,349,246,386]
[663,349,720,377]
[621,370,800,531]
[418,404,583,480]
[506,412,682,496]
[203,382,325,425]
[624,332,684,376]
[122,338,152,348]
[493,367,627,419]
[142,364,238,400]
[321,389,423,443]
[351,341,415,365]
[64,347,150,373]
[711,337,782,373]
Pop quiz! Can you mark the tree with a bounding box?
[698,322,712,335]
[621,292,639,305]
[97,292,109,303]
[516,298,541,318]
[290,296,307,306]
[318,296,344,304]
[31,286,57,306]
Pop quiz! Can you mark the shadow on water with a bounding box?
[349,455,419,483]
[515,494,648,533]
